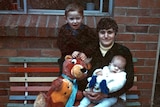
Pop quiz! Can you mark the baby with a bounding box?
[79,55,127,107]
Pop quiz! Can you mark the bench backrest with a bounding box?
[7,57,141,107]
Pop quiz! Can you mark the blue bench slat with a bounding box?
[9,95,36,100]
[126,94,139,100]
[7,103,33,107]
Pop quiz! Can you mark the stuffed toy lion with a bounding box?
[34,55,91,107]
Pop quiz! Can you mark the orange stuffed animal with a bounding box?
[34,55,91,107]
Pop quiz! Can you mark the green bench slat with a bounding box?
[9,57,59,63]
[126,102,141,106]
[9,95,36,100]
[9,57,136,63]
[7,103,33,107]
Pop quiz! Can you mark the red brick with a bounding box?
[151,8,160,16]
[58,16,66,28]
[135,51,157,58]
[37,15,47,37]
[41,49,61,57]
[6,25,18,36]
[28,38,52,48]
[114,8,126,16]
[0,26,7,36]
[127,9,150,16]
[115,16,137,24]
[149,26,160,33]
[116,34,135,41]
[0,15,10,26]
[0,49,17,57]
[115,0,138,7]
[124,43,147,50]
[18,26,26,36]
[26,27,37,36]
[146,43,158,50]
[0,82,9,88]
[118,25,125,33]
[137,82,153,89]
[140,0,160,8]
[17,50,41,57]
[29,15,39,27]
[18,15,28,26]
[0,90,8,96]
[38,15,48,27]
[0,58,8,65]
[138,17,160,24]
[47,16,57,28]
[86,16,96,28]
[38,27,47,37]
[126,26,148,33]
[145,59,156,66]
[136,34,158,42]
[0,96,8,104]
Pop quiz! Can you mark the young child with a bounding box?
[57,2,97,74]
[78,55,127,107]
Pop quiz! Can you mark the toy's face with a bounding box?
[63,55,90,79]
[51,79,72,105]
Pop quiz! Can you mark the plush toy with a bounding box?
[34,55,91,107]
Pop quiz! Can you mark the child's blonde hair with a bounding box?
[65,2,84,17]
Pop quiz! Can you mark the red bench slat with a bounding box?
[10,86,50,91]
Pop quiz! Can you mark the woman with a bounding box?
[77,17,134,107]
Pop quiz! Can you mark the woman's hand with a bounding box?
[83,90,108,102]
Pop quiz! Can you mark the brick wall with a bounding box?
[0,0,160,107]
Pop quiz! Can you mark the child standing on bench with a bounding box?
[57,2,97,74]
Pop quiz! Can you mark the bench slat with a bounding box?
[10,86,50,91]
[9,95,36,100]
[126,102,141,106]
[9,67,59,73]
[9,57,59,63]
[10,77,57,82]
[7,103,33,107]
[9,94,139,101]
[126,94,139,100]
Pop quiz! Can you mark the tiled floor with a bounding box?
[153,57,160,107]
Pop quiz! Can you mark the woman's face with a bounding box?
[98,28,116,47]
[65,11,83,30]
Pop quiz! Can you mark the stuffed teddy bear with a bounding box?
[34,55,91,107]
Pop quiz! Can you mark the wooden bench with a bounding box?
[7,57,141,107]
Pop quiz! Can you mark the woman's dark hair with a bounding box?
[97,18,118,34]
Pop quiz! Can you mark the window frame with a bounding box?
[0,0,114,16]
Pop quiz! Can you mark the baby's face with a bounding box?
[109,60,125,73]
[65,11,83,30]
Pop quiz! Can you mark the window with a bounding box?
[0,0,114,16]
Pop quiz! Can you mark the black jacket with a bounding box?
[78,43,134,98]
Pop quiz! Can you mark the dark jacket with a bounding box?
[57,23,97,73]
[78,43,134,98]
